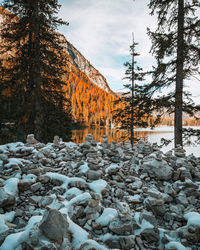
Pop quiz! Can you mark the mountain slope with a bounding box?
[65,40,115,95]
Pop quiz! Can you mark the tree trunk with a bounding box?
[130,33,135,147]
[175,0,184,147]
[33,1,43,141]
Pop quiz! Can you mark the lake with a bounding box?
[71,126,200,157]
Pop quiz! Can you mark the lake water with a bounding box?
[71,126,200,157]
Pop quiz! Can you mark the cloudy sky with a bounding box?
[58,0,200,103]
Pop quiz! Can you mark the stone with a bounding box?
[53,135,60,146]
[140,228,160,243]
[174,145,186,158]
[0,154,8,163]
[13,217,26,228]
[143,158,173,180]
[80,239,106,250]
[140,211,158,227]
[176,192,188,206]
[0,188,16,207]
[86,170,103,180]
[31,182,42,192]
[109,217,133,235]
[39,208,69,243]
[29,195,42,205]
[26,134,37,144]
[18,180,31,192]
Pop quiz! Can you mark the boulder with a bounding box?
[143,158,173,180]
[39,208,69,243]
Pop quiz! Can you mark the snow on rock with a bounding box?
[96,208,118,226]
[67,215,89,249]
[0,215,42,250]
[0,211,15,234]
[88,179,108,195]
[184,211,200,227]
[165,241,187,250]
[105,163,120,175]
[80,239,109,250]
[0,133,200,249]
[3,178,19,195]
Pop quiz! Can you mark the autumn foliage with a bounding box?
[64,67,124,127]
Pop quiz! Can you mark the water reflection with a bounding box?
[71,127,172,144]
[71,127,200,157]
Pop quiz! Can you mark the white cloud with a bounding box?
[58,0,200,103]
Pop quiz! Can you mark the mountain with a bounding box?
[65,40,115,95]
[0,7,121,128]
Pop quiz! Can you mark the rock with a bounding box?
[1,135,200,250]
[140,228,160,243]
[53,135,60,146]
[31,182,42,192]
[39,208,69,243]
[86,170,103,180]
[119,235,136,249]
[143,158,173,180]
[26,134,37,145]
[80,239,106,250]
[18,180,31,192]
[174,145,186,158]
[29,195,42,205]
[13,217,26,228]
[0,154,8,163]
[140,211,158,227]
[0,188,16,207]
[109,217,133,235]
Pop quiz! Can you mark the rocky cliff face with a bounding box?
[65,40,114,95]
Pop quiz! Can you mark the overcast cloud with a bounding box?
[58,0,200,103]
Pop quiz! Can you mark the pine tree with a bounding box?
[0,0,72,142]
[146,0,200,146]
[113,35,158,146]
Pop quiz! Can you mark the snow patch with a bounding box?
[89,179,107,194]
[184,211,200,227]
[0,215,42,250]
[4,178,19,195]
[0,211,15,234]
[165,241,186,250]
[96,208,118,226]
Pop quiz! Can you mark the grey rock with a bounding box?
[26,134,37,145]
[0,188,16,208]
[31,182,42,192]
[109,217,133,235]
[140,228,160,243]
[29,195,42,205]
[0,154,8,163]
[119,236,135,249]
[39,208,69,243]
[13,217,26,228]
[140,212,158,227]
[80,239,106,250]
[86,170,102,180]
[143,158,173,180]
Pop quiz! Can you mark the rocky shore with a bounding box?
[0,134,200,250]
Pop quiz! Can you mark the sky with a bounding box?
[58,0,200,103]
